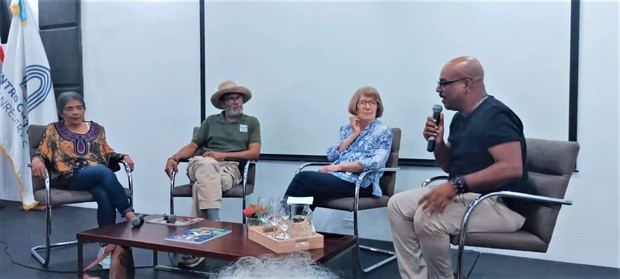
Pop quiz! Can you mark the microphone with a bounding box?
[130,213,145,227]
[426,104,443,152]
[163,213,177,224]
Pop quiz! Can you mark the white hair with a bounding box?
[214,252,339,279]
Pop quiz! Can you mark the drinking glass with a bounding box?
[257,197,273,225]
[275,198,290,239]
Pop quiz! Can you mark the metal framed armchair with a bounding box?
[168,128,257,222]
[421,138,580,279]
[27,124,134,267]
[168,160,256,222]
[295,127,401,273]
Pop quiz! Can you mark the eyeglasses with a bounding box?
[437,78,470,89]
[223,94,243,102]
[357,100,378,107]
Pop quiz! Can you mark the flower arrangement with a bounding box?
[243,203,269,219]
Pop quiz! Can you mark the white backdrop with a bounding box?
[0,0,617,269]
[205,1,571,159]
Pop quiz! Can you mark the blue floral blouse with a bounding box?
[326,120,393,197]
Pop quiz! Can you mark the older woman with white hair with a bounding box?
[284,86,393,208]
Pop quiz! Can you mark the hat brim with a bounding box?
[210,86,252,109]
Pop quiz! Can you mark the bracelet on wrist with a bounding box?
[168,157,178,163]
[451,176,469,194]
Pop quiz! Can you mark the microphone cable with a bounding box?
[0,240,154,274]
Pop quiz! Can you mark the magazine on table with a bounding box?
[165,227,231,244]
[145,215,204,227]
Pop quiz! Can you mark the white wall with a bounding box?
[0,0,616,269]
[220,0,620,268]
[205,1,572,160]
[79,0,202,214]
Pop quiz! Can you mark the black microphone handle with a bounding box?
[427,136,436,152]
[427,112,441,152]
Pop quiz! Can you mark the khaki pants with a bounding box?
[388,186,525,279]
[187,156,241,216]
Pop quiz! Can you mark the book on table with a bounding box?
[165,227,231,244]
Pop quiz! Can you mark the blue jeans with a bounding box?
[284,171,373,209]
[67,165,132,228]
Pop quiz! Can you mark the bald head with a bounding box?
[444,56,484,83]
[437,56,488,113]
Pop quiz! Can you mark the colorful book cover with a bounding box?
[165,227,231,244]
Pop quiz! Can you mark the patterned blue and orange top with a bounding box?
[35,121,123,186]
[326,120,393,197]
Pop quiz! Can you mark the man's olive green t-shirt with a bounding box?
[192,112,261,152]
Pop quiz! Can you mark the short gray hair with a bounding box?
[56,91,85,117]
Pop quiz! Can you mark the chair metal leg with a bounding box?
[357,244,397,273]
[30,203,78,266]
[456,249,481,279]
[31,240,78,266]
[352,198,396,273]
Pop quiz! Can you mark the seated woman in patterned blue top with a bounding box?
[284,86,393,208]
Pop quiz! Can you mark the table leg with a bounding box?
[352,244,359,279]
[77,241,83,279]
[153,250,158,266]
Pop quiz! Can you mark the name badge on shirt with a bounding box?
[239,124,248,133]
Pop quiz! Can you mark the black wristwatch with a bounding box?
[451,176,469,194]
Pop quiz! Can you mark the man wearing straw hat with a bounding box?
[164,80,261,267]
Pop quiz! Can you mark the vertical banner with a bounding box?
[0,0,56,209]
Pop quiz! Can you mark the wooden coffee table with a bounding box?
[76,219,357,278]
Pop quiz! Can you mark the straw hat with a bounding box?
[210,80,252,109]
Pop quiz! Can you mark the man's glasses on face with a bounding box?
[437,78,470,89]
[224,94,243,102]
[358,100,378,107]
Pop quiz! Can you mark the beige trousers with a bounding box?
[187,156,241,216]
[388,186,525,279]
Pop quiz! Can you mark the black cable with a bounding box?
[0,240,75,273]
[0,240,153,274]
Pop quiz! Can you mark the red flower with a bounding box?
[243,203,270,218]
[243,207,256,217]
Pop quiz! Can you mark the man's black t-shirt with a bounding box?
[447,96,531,195]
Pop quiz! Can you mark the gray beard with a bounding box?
[225,108,243,117]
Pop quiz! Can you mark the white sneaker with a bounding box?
[97,247,111,270]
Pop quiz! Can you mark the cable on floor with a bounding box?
[0,240,76,273]
[0,240,153,274]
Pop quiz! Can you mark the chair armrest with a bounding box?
[484,191,573,206]
[455,190,573,275]
[421,175,449,187]
[169,159,257,189]
[459,191,573,241]
[365,167,400,174]
[295,162,331,174]
[242,160,257,188]
[349,167,400,214]
[241,160,257,206]
[169,157,192,190]
[118,160,134,194]
[28,164,52,208]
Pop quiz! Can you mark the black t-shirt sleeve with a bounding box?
[484,110,523,148]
